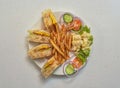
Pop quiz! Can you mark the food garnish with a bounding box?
[63,13,73,23]
[65,64,75,75]
[72,18,82,31]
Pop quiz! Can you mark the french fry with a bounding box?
[65,48,68,60]
[66,33,70,48]
[60,42,64,52]
[52,48,55,55]
[54,51,57,60]
[57,34,61,46]
[53,36,56,43]
[59,54,62,64]
[55,24,59,34]
[63,34,70,51]
[52,30,56,37]
[61,58,65,64]
[57,53,60,62]
[61,26,66,41]
[69,34,72,49]
[50,39,65,58]
[64,43,70,51]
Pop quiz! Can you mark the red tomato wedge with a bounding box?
[72,57,83,68]
[72,18,82,31]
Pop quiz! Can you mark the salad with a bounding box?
[27,9,93,78]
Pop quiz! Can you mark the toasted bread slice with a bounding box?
[41,56,59,78]
[28,30,50,43]
[28,44,52,59]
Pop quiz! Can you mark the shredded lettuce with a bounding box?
[73,25,91,34]
[80,25,93,46]
[77,54,86,63]
[89,35,93,46]
[79,25,90,34]
[76,49,90,63]
[82,49,90,57]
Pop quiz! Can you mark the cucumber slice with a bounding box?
[63,13,73,23]
[65,64,74,75]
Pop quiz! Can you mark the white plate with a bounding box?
[28,11,87,75]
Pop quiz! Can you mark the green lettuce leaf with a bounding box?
[76,49,90,63]
[79,25,90,35]
[89,35,93,46]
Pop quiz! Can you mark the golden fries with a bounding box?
[54,51,58,60]
[50,39,65,58]
[69,34,72,49]
[41,9,73,78]
[49,23,73,63]
[50,23,71,62]
[52,48,55,55]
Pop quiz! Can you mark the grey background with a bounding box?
[0,0,120,88]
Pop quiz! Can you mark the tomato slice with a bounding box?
[72,18,82,31]
[72,57,83,68]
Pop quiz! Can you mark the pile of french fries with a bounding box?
[41,9,72,78]
[43,9,72,64]
[50,24,72,64]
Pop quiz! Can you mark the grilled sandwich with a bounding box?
[28,29,50,43]
[28,44,52,59]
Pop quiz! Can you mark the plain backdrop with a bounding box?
[0,0,120,88]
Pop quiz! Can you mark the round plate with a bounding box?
[27,11,87,75]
